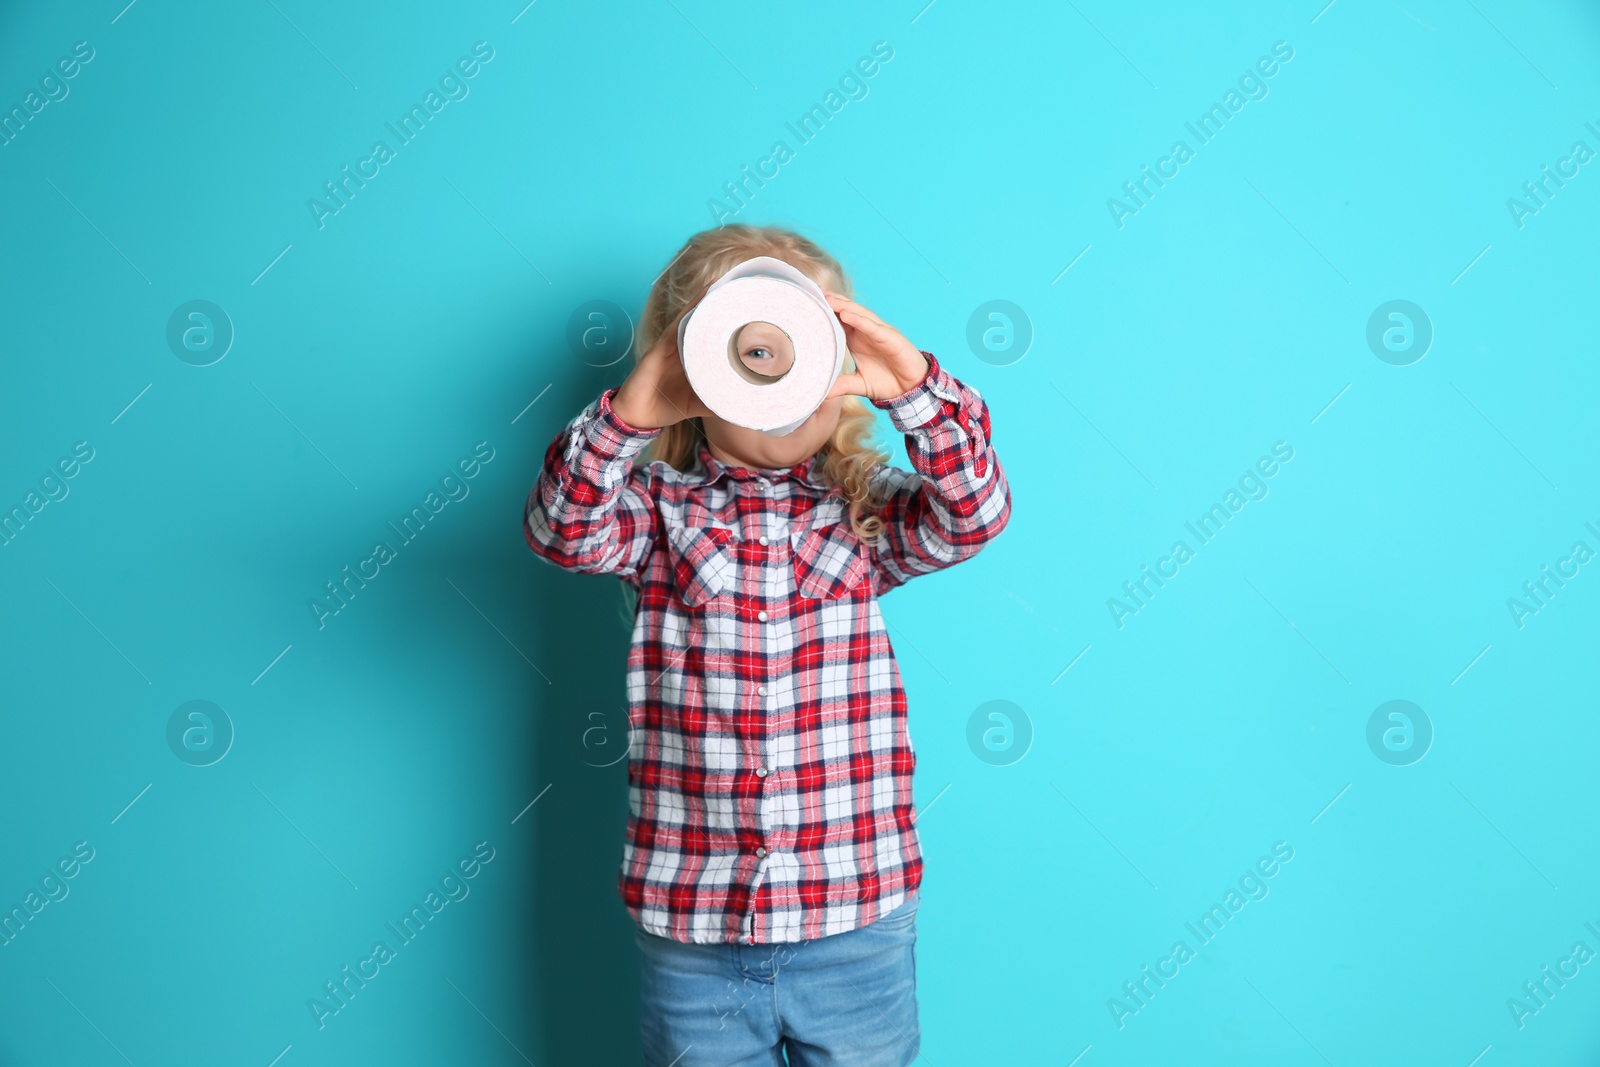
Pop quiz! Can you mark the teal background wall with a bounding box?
[2,1,1598,1063]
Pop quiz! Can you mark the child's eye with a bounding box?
[744,346,772,361]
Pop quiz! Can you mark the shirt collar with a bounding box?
[691,438,830,491]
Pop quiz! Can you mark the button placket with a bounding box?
[744,476,783,881]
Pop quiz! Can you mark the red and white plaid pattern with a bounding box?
[524,350,1011,944]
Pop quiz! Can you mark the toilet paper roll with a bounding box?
[677,256,847,436]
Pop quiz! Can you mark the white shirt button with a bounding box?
[757,686,767,696]
[758,535,768,545]
[757,610,768,621]
[755,767,768,778]
[755,846,768,858]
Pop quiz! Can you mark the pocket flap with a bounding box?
[793,521,868,599]
[666,526,735,607]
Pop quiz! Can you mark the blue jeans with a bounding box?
[635,891,921,1067]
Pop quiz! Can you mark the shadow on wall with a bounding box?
[514,373,645,1065]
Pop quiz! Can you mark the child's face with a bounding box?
[700,394,844,474]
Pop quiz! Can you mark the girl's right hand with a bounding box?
[610,296,713,431]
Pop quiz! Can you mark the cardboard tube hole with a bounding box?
[727,321,796,385]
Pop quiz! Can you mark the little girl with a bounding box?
[524,224,1011,1066]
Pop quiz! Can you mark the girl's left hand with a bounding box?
[821,290,931,403]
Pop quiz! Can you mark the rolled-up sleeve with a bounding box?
[867,350,1011,591]
[524,387,662,586]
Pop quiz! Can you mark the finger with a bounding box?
[668,300,694,335]
[642,331,676,364]
[835,318,865,355]
[825,294,872,325]
[657,286,713,361]
[826,370,869,401]
[822,289,864,316]
[687,383,715,420]
[831,301,892,334]
[648,316,688,362]
[834,307,900,348]
[826,303,889,353]
[669,283,714,331]
[825,291,886,328]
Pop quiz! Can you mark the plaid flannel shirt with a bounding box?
[523,349,1011,944]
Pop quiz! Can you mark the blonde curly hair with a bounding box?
[634,223,893,543]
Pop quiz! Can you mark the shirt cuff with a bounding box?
[870,351,963,432]
[574,387,663,462]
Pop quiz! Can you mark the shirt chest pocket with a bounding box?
[792,521,869,600]
[666,526,736,608]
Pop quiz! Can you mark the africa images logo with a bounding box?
[306,42,496,230]
[1106,41,1295,229]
